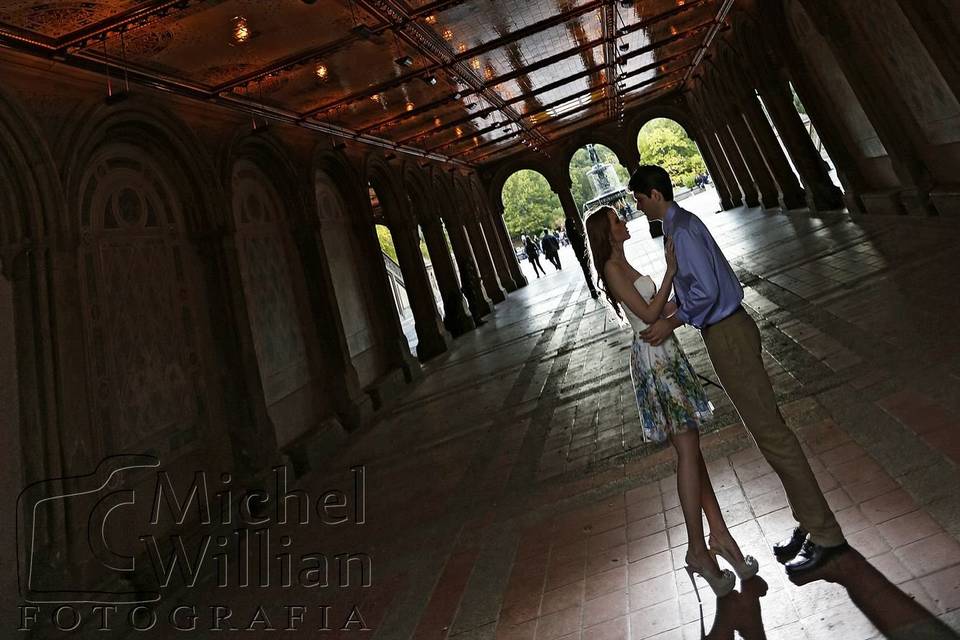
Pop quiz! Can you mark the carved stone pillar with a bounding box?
[490,204,528,289]
[738,92,808,209]
[726,115,780,209]
[478,207,517,292]
[757,79,845,211]
[716,125,762,207]
[464,211,506,304]
[421,217,475,336]
[292,222,373,428]
[797,0,936,214]
[390,219,450,362]
[694,131,737,210]
[553,183,598,295]
[354,207,421,381]
[445,213,491,322]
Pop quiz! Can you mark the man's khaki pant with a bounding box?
[702,309,845,547]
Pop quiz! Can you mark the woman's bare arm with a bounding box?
[606,262,676,324]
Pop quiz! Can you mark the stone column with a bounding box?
[739,92,808,210]
[895,1,960,100]
[478,207,518,292]
[421,217,475,336]
[445,214,492,322]
[390,220,450,361]
[757,78,845,211]
[798,0,935,214]
[354,210,421,380]
[464,212,506,304]
[554,182,598,295]
[491,205,528,288]
[727,115,781,209]
[292,222,374,428]
[694,132,737,210]
[716,125,762,207]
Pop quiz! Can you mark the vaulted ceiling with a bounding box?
[0,0,731,166]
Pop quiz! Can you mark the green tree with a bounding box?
[636,118,707,189]
[377,225,398,263]
[568,144,629,213]
[500,170,564,240]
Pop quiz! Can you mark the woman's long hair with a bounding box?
[585,205,622,318]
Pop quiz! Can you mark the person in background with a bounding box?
[522,234,545,278]
[541,228,562,270]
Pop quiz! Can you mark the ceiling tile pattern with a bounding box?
[0,0,726,166]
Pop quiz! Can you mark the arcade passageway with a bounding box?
[2,0,960,638]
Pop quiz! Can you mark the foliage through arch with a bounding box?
[500,170,563,240]
[636,118,707,189]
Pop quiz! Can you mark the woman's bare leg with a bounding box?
[671,430,722,574]
[698,455,746,564]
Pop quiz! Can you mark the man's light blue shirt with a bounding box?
[663,203,743,330]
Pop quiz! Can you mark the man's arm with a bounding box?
[671,225,721,328]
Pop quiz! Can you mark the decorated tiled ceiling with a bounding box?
[0,0,727,166]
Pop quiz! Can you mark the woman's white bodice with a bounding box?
[622,275,657,333]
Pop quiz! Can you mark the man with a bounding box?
[629,164,848,580]
[541,228,561,270]
[522,234,545,278]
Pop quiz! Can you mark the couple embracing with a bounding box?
[585,165,848,599]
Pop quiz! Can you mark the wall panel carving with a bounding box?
[232,159,317,446]
[77,145,206,458]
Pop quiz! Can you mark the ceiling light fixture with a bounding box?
[395,55,414,67]
[315,63,328,80]
[232,16,249,44]
[422,75,438,86]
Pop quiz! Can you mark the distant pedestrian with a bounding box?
[542,228,562,270]
[523,234,545,278]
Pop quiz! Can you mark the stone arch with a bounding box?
[487,157,560,209]
[227,135,332,448]
[626,102,701,148]
[0,86,66,612]
[57,96,225,240]
[557,129,636,177]
[53,97,237,478]
[365,155,413,230]
[312,148,396,388]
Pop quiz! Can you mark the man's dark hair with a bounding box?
[628,165,674,201]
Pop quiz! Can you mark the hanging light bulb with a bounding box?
[315,62,328,80]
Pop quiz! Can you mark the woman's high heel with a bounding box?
[709,538,760,581]
[684,553,736,601]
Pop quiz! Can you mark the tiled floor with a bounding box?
[135,190,960,638]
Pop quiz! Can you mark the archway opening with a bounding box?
[636,118,713,206]
[568,143,634,217]
[500,169,563,279]
[369,184,415,353]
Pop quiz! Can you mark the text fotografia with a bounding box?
[19,604,368,633]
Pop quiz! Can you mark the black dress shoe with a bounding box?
[785,540,851,579]
[773,526,808,563]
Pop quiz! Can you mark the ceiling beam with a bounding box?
[355,0,550,150]
[302,0,609,118]
[458,72,685,162]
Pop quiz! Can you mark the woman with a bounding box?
[585,205,757,599]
